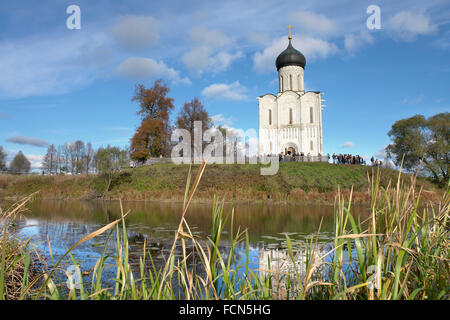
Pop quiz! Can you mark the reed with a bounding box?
[0,164,448,300]
[0,193,37,299]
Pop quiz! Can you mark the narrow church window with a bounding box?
[310,107,313,123]
[289,108,293,124]
[310,140,313,151]
[279,76,282,92]
[268,109,272,125]
[289,75,293,90]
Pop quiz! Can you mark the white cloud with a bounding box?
[290,11,337,36]
[182,47,243,74]
[0,32,112,98]
[387,11,438,41]
[182,26,242,74]
[253,36,338,73]
[344,31,374,54]
[246,31,271,46]
[213,51,244,72]
[26,154,44,169]
[188,26,233,49]
[340,141,356,148]
[375,145,388,159]
[117,57,191,84]
[108,15,161,51]
[211,113,234,126]
[202,81,247,100]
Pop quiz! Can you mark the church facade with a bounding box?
[258,29,324,157]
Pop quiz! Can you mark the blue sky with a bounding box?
[0,0,449,169]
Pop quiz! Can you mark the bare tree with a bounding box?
[42,144,57,174]
[176,97,212,155]
[0,146,7,172]
[56,145,64,173]
[84,142,94,174]
[63,144,70,173]
[73,140,85,173]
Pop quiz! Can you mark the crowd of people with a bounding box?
[331,153,382,166]
[275,151,323,162]
[332,153,364,165]
[266,151,383,167]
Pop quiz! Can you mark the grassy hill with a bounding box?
[0,162,442,204]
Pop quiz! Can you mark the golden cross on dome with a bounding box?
[288,24,292,40]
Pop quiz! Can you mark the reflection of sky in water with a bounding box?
[22,219,40,236]
[9,200,365,294]
[16,219,122,286]
[13,217,269,294]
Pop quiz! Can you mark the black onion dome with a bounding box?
[275,39,306,70]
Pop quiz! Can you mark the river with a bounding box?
[8,199,369,296]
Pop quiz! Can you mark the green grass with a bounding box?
[0,164,448,300]
[0,163,441,204]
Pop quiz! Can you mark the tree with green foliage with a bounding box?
[96,146,129,193]
[130,79,174,163]
[0,146,7,172]
[9,151,31,174]
[386,112,449,186]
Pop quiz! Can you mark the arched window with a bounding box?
[289,108,293,124]
[310,107,314,123]
[310,140,313,151]
[279,76,282,92]
[268,109,272,125]
[289,75,293,90]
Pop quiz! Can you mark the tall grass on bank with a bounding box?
[0,193,37,300]
[327,169,449,300]
[0,164,449,300]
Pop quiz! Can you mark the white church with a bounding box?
[258,27,324,157]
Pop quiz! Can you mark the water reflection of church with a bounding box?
[258,242,330,298]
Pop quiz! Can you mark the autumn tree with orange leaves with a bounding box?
[130,79,174,163]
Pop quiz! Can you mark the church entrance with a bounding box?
[285,147,296,156]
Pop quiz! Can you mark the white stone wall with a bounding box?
[278,65,304,93]
[299,92,323,155]
[258,91,323,156]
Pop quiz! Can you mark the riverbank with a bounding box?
[0,163,443,204]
